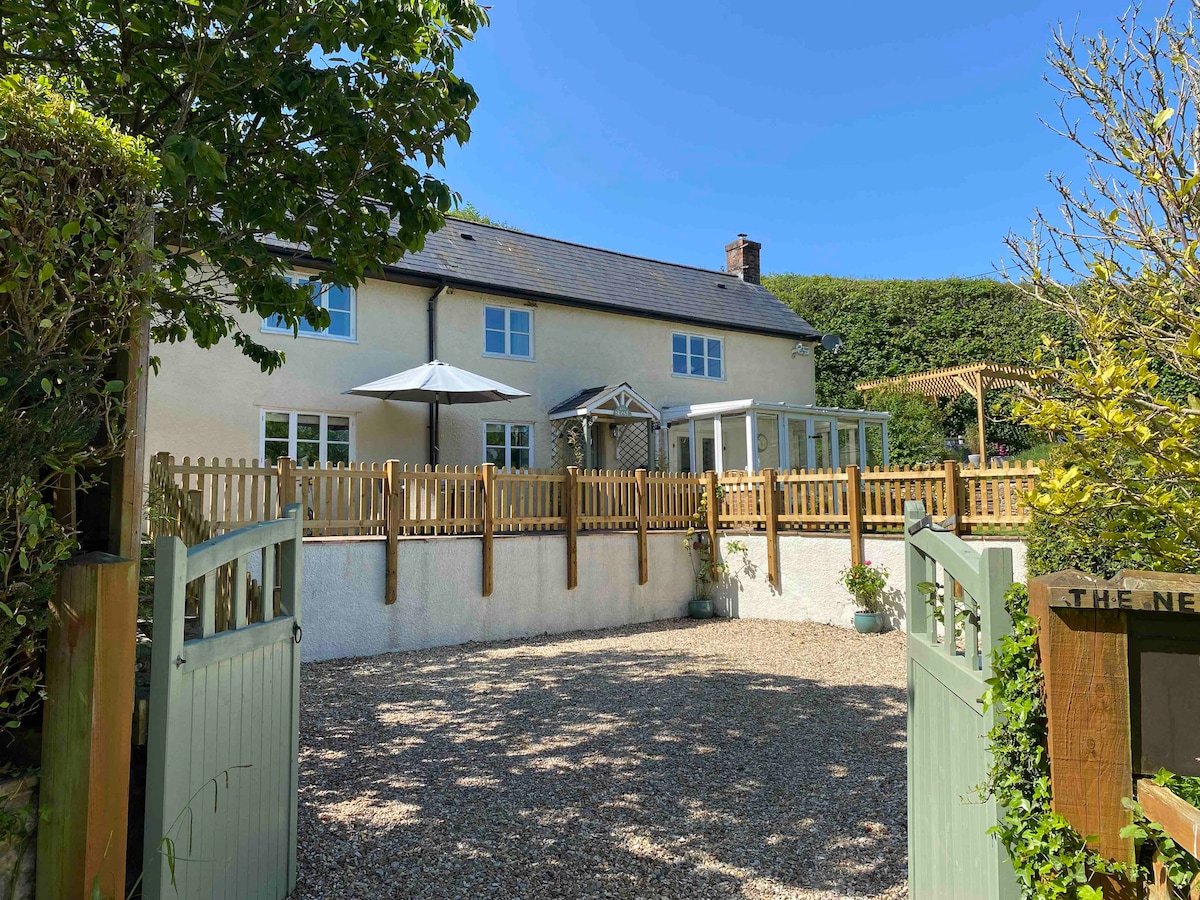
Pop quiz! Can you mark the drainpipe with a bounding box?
[426,281,447,464]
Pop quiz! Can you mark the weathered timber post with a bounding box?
[565,466,579,589]
[943,459,961,535]
[384,460,401,605]
[705,470,720,581]
[761,468,780,588]
[481,463,495,597]
[635,468,649,585]
[36,554,138,900]
[845,465,864,568]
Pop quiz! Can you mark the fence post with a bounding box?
[944,459,961,535]
[565,466,579,589]
[762,468,780,588]
[846,464,864,567]
[705,470,720,581]
[636,468,649,585]
[481,463,495,597]
[384,460,400,605]
[36,554,138,900]
[277,456,296,514]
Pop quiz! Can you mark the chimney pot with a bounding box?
[724,235,761,285]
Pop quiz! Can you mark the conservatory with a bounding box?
[659,399,890,474]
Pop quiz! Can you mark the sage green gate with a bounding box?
[904,500,1018,900]
[144,505,304,899]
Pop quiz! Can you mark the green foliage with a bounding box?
[0,76,159,732]
[983,584,1138,897]
[838,560,888,612]
[863,387,949,465]
[451,202,515,230]
[1122,770,1200,894]
[3,0,489,372]
[1009,7,1200,574]
[1026,450,1125,579]
[762,275,1076,411]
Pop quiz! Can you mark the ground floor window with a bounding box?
[261,410,353,465]
[484,422,532,469]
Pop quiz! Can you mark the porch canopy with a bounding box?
[660,399,890,474]
[855,362,1040,458]
[548,383,659,470]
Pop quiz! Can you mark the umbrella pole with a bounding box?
[428,401,440,466]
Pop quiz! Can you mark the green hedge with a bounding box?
[0,76,159,736]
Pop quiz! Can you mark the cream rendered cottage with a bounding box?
[145,219,888,472]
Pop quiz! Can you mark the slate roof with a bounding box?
[266,217,820,340]
[381,218,820,339]
[548,386,612,417]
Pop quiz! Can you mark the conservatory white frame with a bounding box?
[659,399,890,474]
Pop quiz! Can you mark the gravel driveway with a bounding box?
[296,619,908,899]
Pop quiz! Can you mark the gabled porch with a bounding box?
[660,399,890,474]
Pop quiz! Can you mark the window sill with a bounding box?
[482,351,535,362]
[670,371,726,383]
[262,326,359,345]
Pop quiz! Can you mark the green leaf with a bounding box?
[38,262,54,284]
[1152,108,1175,131]
[40,378,52,394]
[103,380,125,393]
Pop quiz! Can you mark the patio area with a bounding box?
[294,619,908,899]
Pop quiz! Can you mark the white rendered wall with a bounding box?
[713,533,1027,631]
[299,531,695,662]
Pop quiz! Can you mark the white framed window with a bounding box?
[671,332,723,380]
[263,275,356,341]
[483,305,533,360]
[261,410,354,466]
[484,422,533,470]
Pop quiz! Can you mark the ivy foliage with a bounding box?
[0,76,159,733]
[2,0,489,372]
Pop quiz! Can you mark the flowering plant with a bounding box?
[838,560,889,613]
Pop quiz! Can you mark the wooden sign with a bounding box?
[1044,570,1200,614]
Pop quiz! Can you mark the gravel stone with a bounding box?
[295,618,908,899]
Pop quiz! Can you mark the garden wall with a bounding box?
[296,531,1028,661]
[714,533,1027,630]
[298,531,695,662]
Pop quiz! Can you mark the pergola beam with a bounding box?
[856,362,1042,460]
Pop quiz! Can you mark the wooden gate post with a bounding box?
[481,463,495,597]
[635,468,649,585]
[384,460,401,605]
[565,466,579,589]
[36,553,138,900]
[846,465,864,567]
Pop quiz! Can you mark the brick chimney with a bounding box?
[725,234,761,284]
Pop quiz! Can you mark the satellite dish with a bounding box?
[820,334,844,354]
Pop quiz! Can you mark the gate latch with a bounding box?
[907,514,957,536]
[293,623,303,644]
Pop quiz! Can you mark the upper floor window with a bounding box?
[263,275,356,341]
[261,410,353,466]
[672,332,723,379]
[483,305,533,359]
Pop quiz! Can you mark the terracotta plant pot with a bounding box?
[853,611,884,634]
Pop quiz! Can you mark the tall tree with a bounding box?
[1012,4,1200,572]
[1,0,488,371]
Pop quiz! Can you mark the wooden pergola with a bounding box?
[855,362,1041,459]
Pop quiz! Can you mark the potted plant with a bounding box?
[965,424,982,467]
[839,560,890,633]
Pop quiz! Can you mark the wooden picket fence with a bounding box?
[149,454,1041,601]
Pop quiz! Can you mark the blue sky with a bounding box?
[438,0,1121,280]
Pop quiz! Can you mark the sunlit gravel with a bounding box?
[295,618,908,899]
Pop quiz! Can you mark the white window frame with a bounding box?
[671,331,725,381]
[260,409,356,465]
[482,304,535,361]
[482,421,534,470]
[262,274,357,343]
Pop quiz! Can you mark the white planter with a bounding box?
[967,454,981,466]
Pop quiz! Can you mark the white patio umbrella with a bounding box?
[344,360,530,463]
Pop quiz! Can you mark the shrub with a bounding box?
[0,76,159,734]
[863,388,949,466]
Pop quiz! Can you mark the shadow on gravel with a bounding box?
[295,619,907,899]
